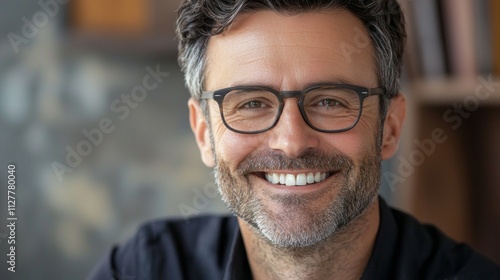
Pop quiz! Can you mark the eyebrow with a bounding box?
[229,78,356,90]
[302,79,354,89]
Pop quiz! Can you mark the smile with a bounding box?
[264,172,329,186]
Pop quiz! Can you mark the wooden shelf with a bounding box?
[409,77,500,105]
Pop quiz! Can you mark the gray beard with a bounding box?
[213,147,381,248]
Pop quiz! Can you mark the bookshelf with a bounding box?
[397,0,500,264]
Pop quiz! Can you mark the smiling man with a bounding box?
[89,0,500,279]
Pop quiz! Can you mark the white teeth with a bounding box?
[306,173,314,184]
[314,172,321,182]
[272,173,279,184]
[264,172,329,186]
[296,174,307,186]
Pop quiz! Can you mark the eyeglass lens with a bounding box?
[221,86,361,133]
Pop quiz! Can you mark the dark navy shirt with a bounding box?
[88,198,500,279]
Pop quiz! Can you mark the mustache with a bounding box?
[237,149,354,175]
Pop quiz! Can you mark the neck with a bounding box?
[239,198,380,280]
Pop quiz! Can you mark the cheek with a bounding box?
[209,127,258,168]
[323,132,366,160]
[323,115,379,160]
[217,133,265,169]
[208,102,268,166]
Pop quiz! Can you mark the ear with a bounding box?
[188,98,215,167]
[381,93,406,160]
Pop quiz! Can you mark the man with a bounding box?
[89,0,500,279]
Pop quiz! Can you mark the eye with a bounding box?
[243,100,265,109]
[316,98,344,108]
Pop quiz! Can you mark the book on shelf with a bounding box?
[473,0,493,75]
[440,0,477,80]
[408,0,447,78]
[492,0,500,76]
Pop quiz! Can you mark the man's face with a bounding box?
[190,9,399,247]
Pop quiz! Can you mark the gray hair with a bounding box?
[176,0,406,119]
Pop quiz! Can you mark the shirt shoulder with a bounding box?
[87,214,238,280]
[389,207,500,279]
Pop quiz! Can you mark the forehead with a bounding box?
[205,9,377,90]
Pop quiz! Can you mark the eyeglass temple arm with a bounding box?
[366,88,386,96]
[200,91,215,100]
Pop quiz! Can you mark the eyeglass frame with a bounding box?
[200,83,386,134]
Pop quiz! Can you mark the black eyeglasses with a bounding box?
[200,84,385,134]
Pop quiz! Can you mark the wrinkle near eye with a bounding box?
[214,122,227,143]
[356,104,379,131]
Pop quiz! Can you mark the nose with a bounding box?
[267,99,320,157]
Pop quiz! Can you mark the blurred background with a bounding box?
[0,0,498,279]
